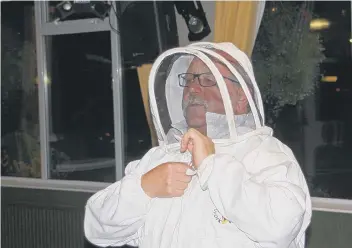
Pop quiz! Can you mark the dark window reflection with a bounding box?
[50,32,151,182]
[1,1,41,178]
[50,32,116,182]
[253,1,352,199]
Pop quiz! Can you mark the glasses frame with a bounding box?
[178,72,238,88]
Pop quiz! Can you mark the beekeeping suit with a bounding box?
[84,42,312,248]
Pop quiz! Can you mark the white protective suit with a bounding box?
[84,42,312,248]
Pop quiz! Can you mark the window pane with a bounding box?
[252,1,352,199]
[49,32,116,182]
[1,2,41,178]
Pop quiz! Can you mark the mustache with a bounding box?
[182,94,208,110]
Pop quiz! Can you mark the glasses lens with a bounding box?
[179,73,194,87]
[199,73,216,87]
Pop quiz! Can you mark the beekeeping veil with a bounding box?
[148,42,265,146]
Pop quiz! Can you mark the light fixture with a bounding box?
[174,1,211,41]
[56,1,75,20]
[188,15,204,34]
[55,1,111,21]
[310,18,330,31]
[321,76,338,83]
[62,1,72,11]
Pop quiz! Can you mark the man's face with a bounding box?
[182,55,249,132]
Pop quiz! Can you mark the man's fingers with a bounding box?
[181,129,200,152]
[181,131,192,152]
[175,163,190,172]
[176,174,192,183]
[175,181,189,190]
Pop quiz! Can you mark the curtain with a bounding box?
[137,65,158,147]
[214,1,265,57]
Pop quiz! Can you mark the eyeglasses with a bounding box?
[178,72,238,88]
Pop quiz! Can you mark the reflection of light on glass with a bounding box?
[336,88,341,92]
[349,38,352,43]
[271,7,277,12]
[310,18,330,30]
[321,76,338,83]
[35,75,51,84]
[44,75,51,84]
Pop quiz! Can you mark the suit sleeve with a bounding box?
[84,151,155,247]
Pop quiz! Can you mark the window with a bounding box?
[48,32,151,182]
[1,1,152,183]
[1,2,41,178]
[252,1,352,199]
[49,32,117,182]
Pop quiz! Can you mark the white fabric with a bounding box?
[165,55,193,125]
[187,45,262,128]
[149,46,240,143]
[251,1,266,53]
[166,112,256,144]
[84,42,312,248]
[188,41,265,121]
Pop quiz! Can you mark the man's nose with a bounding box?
[188,79,202,93]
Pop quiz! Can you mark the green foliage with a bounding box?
[252,2,325,118]
[1,131,41,178]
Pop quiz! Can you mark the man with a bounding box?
[84,42,311,248]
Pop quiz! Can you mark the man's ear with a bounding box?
[234,88,249,114]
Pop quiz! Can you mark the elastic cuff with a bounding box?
[122,174,153,211]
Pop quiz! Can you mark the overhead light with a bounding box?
[321,76,338,83]
[55,1,111,21]
[62,1,73,11]
[310,18,330,31]
[56,1,75,20]
[188,15,204,34]
[349,38,352,43]
[174,1,211,41]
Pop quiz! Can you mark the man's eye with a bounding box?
[204,77,215,83]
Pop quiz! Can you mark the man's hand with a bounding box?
[180,128,215,169]
[141,162,193,198]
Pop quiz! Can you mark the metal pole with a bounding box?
[109,2,125,180]
[34,2,50,179]
[153,1,163,53]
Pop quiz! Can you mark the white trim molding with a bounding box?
[2,176,352,214]
[1,176,109,194]
[311,197,352,214]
